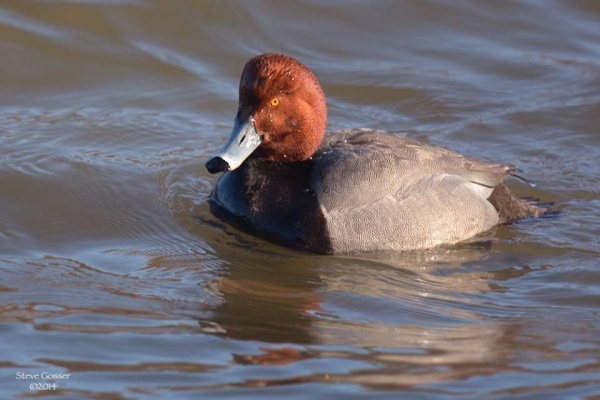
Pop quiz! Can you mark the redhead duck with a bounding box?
[205,53,547,254]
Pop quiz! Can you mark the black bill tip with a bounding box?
[205,156,230,174]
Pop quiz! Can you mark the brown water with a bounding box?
[1,1,599,399]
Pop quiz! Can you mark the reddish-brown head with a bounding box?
[206,53,327,173]
[239,53,327,162]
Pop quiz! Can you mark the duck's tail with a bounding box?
[488,183,556,224]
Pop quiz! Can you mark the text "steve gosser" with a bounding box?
[15,372,71,380]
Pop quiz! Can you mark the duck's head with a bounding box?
[206,53,327,173]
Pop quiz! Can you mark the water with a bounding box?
[1,1,599,398]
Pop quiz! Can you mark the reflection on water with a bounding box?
[1,0,600,398]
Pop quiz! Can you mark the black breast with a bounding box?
[208,158,333,254]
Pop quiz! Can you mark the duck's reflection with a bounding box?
[180,228,568,388]
[198,235,534,387]
[205,232,509,342]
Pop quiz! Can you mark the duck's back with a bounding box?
[209,129,533,254]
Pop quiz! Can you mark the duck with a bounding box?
[205,52,548,254]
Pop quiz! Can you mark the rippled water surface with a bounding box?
[1,1,599,398]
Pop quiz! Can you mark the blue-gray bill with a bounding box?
[205,117,262,174]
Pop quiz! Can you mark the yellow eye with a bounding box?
[270,98,280,107]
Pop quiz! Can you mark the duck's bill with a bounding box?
[205,117,262,174]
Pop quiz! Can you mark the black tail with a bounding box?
[488,183,556,224]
